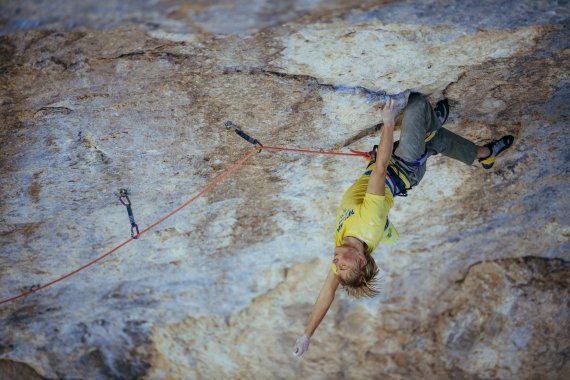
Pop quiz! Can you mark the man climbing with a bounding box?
[293,92,514,357]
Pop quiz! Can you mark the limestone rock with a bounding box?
[0,1,569,379]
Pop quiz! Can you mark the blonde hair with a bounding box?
[338,253,380,298]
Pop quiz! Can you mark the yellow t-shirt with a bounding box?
[334,163,397,254]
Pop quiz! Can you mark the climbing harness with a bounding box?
[0,121,403,306]
[384,129,438,196]
[362,146,402,197]
[118,189,140,239]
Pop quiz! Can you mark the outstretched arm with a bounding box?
[293,270,339,357]
[304,270,339,337]
[367,98,397,196]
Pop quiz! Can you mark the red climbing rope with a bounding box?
[0,147,258,305]
[258,145,373,160]
[0,143,371,306]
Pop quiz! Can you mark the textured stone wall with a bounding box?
[1,1,569,379]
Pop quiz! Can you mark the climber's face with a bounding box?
[332,245,366,279]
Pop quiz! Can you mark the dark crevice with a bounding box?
[34,107,73,117]
[261,68,323,85]
[115,50,145,59]
[220,66,322,88]
[454,259,485,285]
[442,71,466,97]
[260,68,390,100]
[220,66,392,101]
[49,56,69,70]
[94,48,195,65]
[454,255,569,285]
[28,53,88,72]
[337,123,383,149]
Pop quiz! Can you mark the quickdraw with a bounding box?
[225,121,263,152]
[118,189,140,239]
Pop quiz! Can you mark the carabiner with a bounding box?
[118,188,131,206]
[131,224,140,239]
[118,189,140,239]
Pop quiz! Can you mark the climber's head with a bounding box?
[332,244,380,298]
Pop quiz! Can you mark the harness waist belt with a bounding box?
[388,162,411,188]
[387,165,408,196]
[363,168,398,196]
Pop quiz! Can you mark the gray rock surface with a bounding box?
[1,1,569,379]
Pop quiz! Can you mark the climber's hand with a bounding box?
[293,335,310,358]
[382,97,398,127]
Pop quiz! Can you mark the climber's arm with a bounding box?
[293,270,339,357]
[303,270,339,337]
[367,98,397,196]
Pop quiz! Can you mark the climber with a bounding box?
[293,92,514,357]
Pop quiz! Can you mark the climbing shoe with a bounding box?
[479,135,515,169]
[434,98,449,125]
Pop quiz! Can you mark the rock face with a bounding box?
[1,1,569,379]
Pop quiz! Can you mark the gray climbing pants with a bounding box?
[392,93,477,187]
